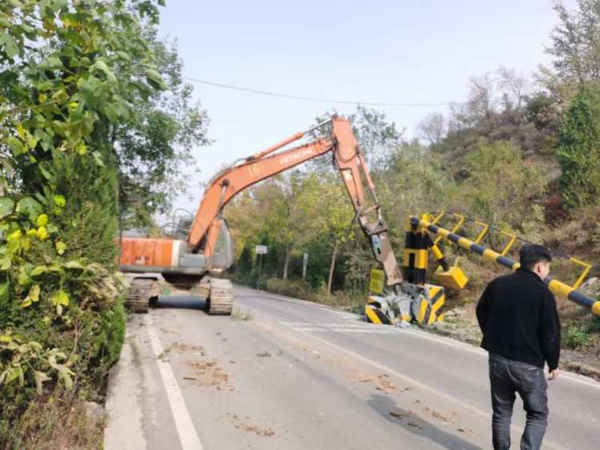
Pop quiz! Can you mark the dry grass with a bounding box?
[231,307,253,321]
[12,392,104,450]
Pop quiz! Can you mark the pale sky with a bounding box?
[157,0,577,214]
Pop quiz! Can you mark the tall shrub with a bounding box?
[557,84,600,208]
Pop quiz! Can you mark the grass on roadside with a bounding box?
[7,391,104,450]
[231,307,253,321]
[563,319,600,349]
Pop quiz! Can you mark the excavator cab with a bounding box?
[208,218,234,273]
[157,217,233,284]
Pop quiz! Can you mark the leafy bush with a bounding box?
[0,259,127,446]
[0,1,181,447]
[0,169,126,445]
[563,320,596,349]
[558,83,600,208]
[265,278,314,299]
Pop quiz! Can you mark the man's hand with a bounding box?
[548,369,559,381]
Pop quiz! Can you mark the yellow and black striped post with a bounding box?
[411,216,600,316]
[402,216,429,284]
[416,284,446,325]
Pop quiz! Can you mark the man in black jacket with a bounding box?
[476,244,561,450]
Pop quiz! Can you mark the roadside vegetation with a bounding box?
[226,0,600,376]
[3,1,599,446]
[0,1,207,447]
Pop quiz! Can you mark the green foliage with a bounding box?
[231,307,253,321]
[265,278,314,300]
[0,336,73,393]
[465,139,547,225]
[377,141,454,234]
[548,0,600,84]
[227,172,338,281]
[557,84,600,208]
[563,320,596,349]
[44,151,119,266]
[0,1,167,444]
[0,269,127,446]
[115,32,210,227]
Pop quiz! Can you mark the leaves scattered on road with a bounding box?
[157,342,205,360]
[348,372,397,394]
[225,413,275,437]
[160,326,180,336]
[186,359,234,391]
[231,307,253,321]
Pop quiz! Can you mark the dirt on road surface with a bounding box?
[104,288,600,450]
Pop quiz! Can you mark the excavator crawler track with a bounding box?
[208,278,234,315]
[125,278,159,313]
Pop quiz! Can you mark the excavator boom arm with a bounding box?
[188,116,403,288]
[188,138,334,254]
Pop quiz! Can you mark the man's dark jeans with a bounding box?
[489,353,549,450]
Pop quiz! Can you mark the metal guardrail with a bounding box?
[411,216,600,317]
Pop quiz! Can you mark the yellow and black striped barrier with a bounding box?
[411,216,600,316]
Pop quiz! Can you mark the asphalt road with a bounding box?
[104,286,600,450]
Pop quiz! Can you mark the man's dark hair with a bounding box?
[519,244,552,270]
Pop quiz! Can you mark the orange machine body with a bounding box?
[119,238,183,270]
[119,116,403,290]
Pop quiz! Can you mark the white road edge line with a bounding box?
[145,315,204,450]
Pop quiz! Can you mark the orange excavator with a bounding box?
[119,116,403,314]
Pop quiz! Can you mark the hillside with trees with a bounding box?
[224,0,600,372]
[1,1,600,447]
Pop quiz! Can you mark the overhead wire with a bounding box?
[183,77,457,108]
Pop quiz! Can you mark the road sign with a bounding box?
[255,245,268,255]
[370,269,385,294]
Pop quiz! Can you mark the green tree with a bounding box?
[465,140,547,226]
[262,173,324,280]
[377,141,454,237]
[0,1,169,441]
[115,32,210,228]
[308,106,404,173]
[319,177,354,295]
[557,83,600,208]
[225,172,324,281]
[548,0,600,84]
